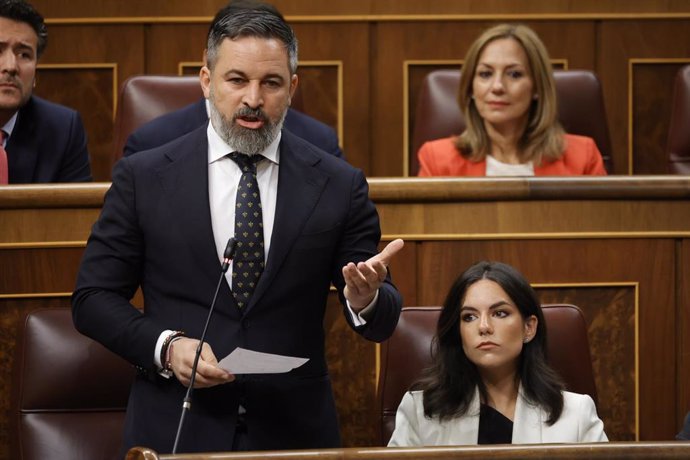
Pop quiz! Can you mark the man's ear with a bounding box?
[200,65,211,99]
[288,74,298,102]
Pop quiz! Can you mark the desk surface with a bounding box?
[126,441,690,460]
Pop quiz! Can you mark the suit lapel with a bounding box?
[154,126,238,317]
[7,99,38,183]
[512,386,544,443]
[452,388,481,444]
[246,132,329,311]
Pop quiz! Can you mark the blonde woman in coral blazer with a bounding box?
[389,387,607,446]
[418,23,608,177]
[418,134,606,177]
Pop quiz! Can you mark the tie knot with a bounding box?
[229,152,264,173]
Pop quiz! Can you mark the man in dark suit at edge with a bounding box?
[123,2,343,161]
[0,0,91,183]
[72,2,403,455]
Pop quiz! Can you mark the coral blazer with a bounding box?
[417,134,607,176]
[388,388,608,446]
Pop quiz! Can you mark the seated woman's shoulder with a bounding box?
[560,390,598,416]
[421,136,459,153]
[417,136,465,177]
[563,133,595,145]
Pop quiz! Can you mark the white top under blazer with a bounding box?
[388,387,608,446]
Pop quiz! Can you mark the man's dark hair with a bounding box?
[0,0,48,57]
[206,0,298,74]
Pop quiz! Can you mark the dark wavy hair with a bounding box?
[415,261,565,425]
[206,0,298,74]
[0,0,48,57]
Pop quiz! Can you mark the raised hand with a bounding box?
[342,239,404,311]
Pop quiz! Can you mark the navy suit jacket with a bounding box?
[123,98,343,159]
[73,127,400,453]
[6,96,91,183]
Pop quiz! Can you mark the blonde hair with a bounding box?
[455,24,564,164]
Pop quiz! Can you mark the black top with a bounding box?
[478,403,513,444]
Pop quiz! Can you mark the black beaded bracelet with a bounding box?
[160,330,185,371]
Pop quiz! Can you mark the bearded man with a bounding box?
[72,3,403,455]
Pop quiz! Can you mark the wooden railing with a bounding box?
[125,442,690,460]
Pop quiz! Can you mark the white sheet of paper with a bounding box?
[218,347,309,374]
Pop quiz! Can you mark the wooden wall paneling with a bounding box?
[0,248,85,294]
[372,20,595,177]
[386,240,418,308]
[0,208,101,243]
[630,59,690,174]
[292,62,342,142]
[679,239,690,433]
[367,0,690,15]
[324,292,378,447]
[377,201,690,236]
[598,20,690,175]
[35,0,371,18]
[30,0,690,18]
[34,65,116,182]
[34,1,223,18]
[538,285,637,441]
[291,23,371,171]
[37,24,146,181]
[414,238,676,440]
[145,24,209,74]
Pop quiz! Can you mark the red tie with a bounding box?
[0,131,8,184]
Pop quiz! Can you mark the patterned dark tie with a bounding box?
[228,152,265,309]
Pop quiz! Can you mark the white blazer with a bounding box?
[388,387,608,446]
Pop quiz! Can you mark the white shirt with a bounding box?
[486,154,535,176]
[1,112,18,147]
[207,121,280,288]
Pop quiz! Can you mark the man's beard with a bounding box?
[208,87,287,156]
[0,75,31,112]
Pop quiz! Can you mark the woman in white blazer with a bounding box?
[388,261,607,446]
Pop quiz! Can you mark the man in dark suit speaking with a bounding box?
[72,3,403,455]
[123,3,343,160]
[0,0,91,183]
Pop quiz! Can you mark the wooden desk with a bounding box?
[125,442,690,460]
[1,177,689,458]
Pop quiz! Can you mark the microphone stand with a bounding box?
[172,237,237,453]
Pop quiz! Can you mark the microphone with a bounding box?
[172,237,237,453]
